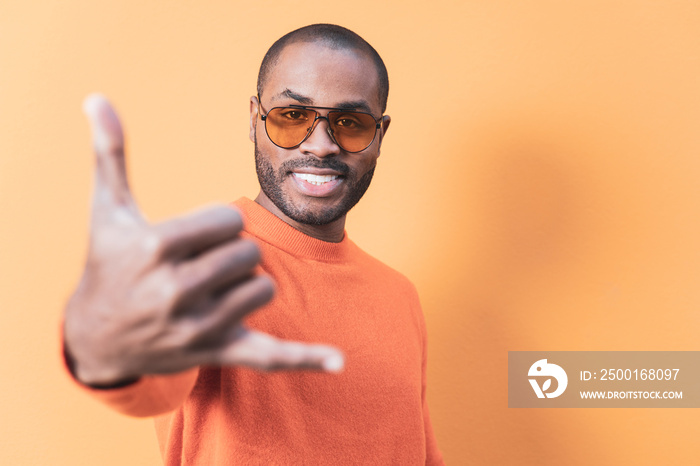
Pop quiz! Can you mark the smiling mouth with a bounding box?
[292,173,341,186]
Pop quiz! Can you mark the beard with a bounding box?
[254,143,375,226]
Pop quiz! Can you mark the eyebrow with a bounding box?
[334,100,373,113]
[276,89,313,105]
[274,88,374,114]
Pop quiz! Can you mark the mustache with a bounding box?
[280,157,351,176]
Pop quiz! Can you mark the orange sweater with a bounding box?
[74,198,444,465]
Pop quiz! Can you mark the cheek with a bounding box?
[352,154,379,177]
[256,145,298,182]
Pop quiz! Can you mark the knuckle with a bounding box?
[140,230,167,257]
[170,320,201,349]
[261,361,284,371]
[100,131,124,155]
[256,354,287,372]
[281,342,307,364]
[262,344,307,371]
[160,277,182,307]
[143,271,182,309]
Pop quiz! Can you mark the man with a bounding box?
[64,24,444,464]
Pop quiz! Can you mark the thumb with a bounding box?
[83,94,141,221]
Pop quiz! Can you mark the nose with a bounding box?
[298,116,341,157]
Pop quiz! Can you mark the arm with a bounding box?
[63,95,344,414]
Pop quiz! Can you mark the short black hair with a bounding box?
[257,24,389,114]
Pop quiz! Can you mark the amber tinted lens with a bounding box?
[264,107,379,152]
[328,111,378,152]
[265,107,316,148]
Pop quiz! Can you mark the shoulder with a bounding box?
[352,244,428,344]
[349,240,421,300]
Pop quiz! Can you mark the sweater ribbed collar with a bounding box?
[233,197,356,263]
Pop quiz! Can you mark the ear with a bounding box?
[375,115,391,154]
[249,95,259,143]
[380,114,391,136]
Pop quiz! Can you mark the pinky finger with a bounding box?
[217,327,345,373]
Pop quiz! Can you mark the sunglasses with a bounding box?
[258,100,382,153]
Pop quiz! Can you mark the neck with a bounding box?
[254,191,346,243]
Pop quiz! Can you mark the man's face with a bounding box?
[250,41,390,226]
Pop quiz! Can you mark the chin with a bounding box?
[281,198,349,226]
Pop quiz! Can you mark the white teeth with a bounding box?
[294,173,339,186]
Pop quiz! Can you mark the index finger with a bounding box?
[154,204,245,259]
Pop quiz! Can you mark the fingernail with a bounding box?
[323,354,344,373]
[82,94,109,149]
[82,94,123,154]
[82,93,107,119]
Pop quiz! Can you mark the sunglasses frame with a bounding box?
[258,100,382,153]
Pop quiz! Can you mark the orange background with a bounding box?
[2,1,699,464]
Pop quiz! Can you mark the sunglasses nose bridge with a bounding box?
[305,114,339,147]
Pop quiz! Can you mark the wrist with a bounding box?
[62,339,140,389]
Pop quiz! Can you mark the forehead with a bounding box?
[263,41,381,113]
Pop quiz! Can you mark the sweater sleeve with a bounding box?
[61,326,199,418]
[77,370,198,418]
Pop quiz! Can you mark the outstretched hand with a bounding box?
[63,95,344,387]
